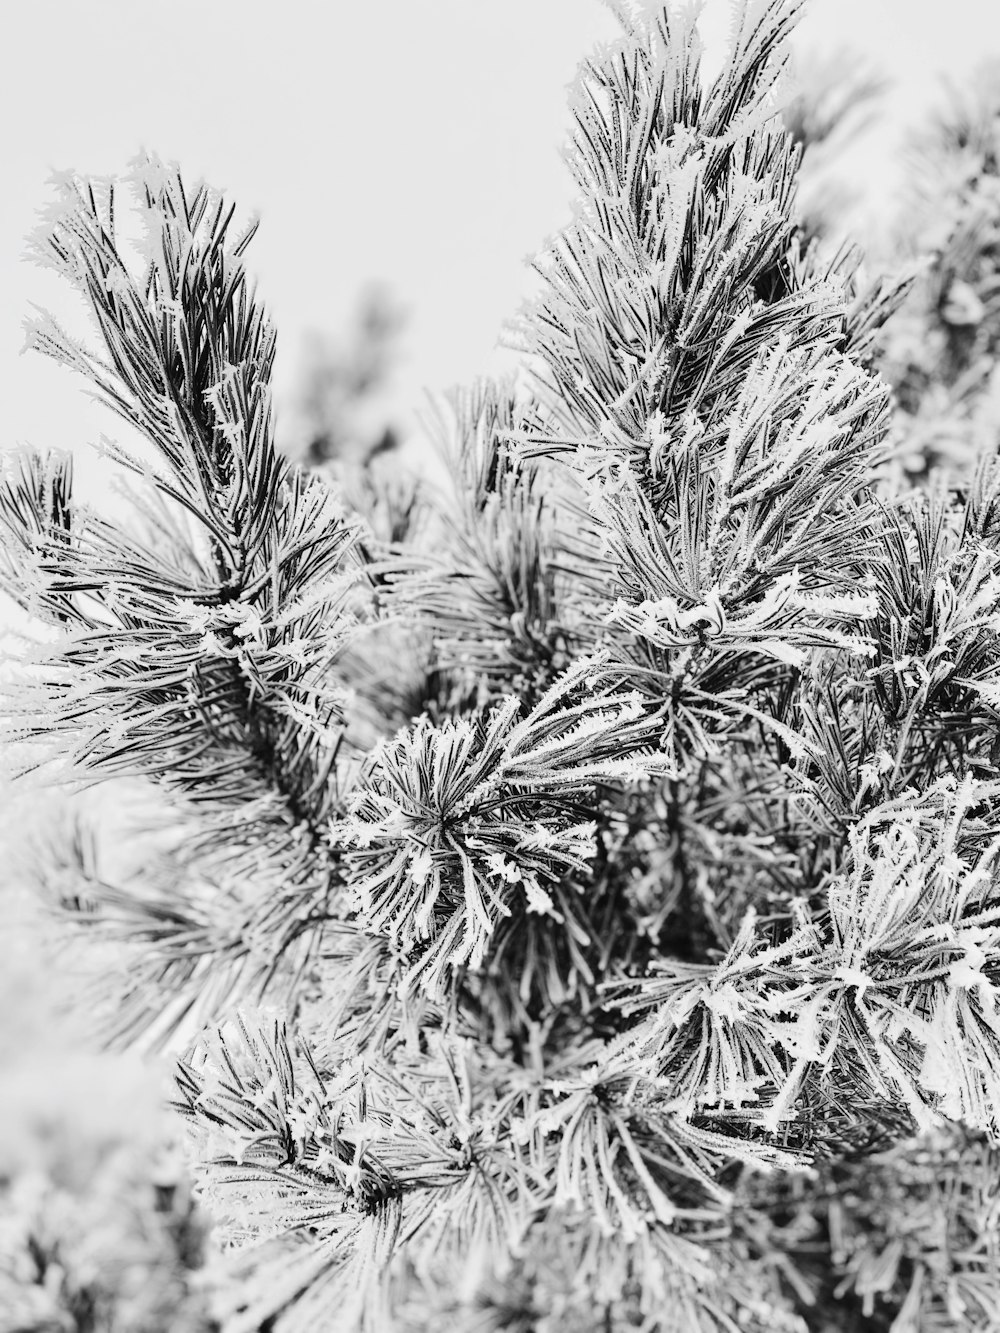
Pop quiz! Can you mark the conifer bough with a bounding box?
[6,1,1000,1329]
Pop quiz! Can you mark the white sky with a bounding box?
[1,0,999,473]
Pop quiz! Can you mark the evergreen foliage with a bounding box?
[293,286,404,467]
[7,2,1000,1328]
[0,1138,214,1333]
[879,58,1000,477]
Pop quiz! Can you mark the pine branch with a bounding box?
[385,382,596,705]
[13,5,1000,1330]
[338,655,675,1002]
[1,161,383,1020]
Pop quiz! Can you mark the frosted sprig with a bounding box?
[339,656,674,996]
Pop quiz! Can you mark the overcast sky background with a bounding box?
[2,0,1000,482]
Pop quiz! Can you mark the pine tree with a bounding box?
[293,284,404,468]
[877,58,1000,480]
[6,2,1000,1329]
